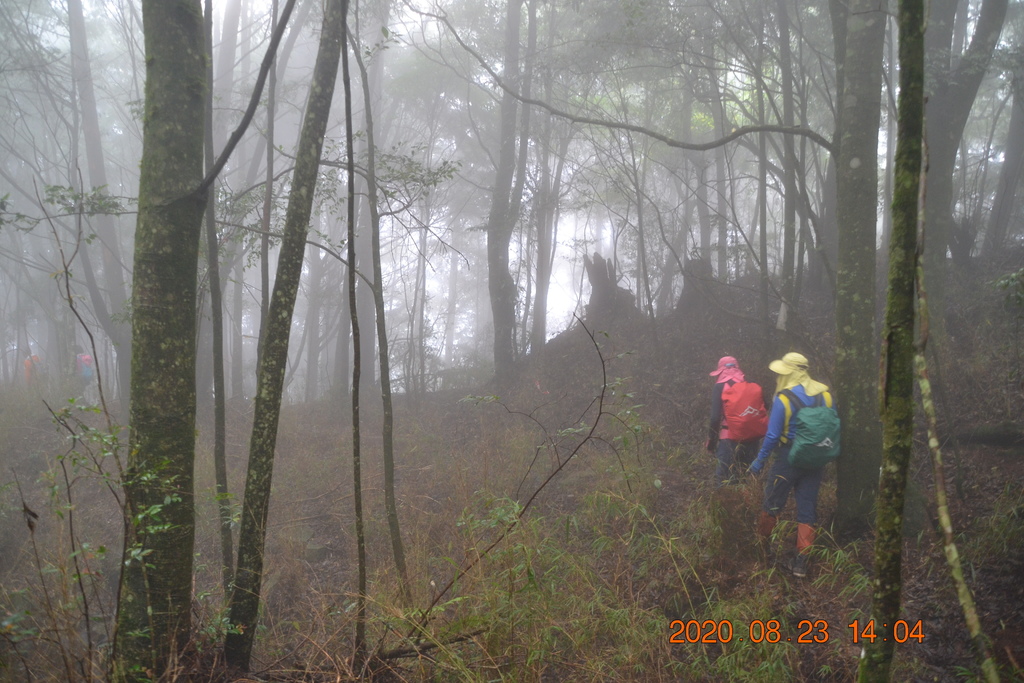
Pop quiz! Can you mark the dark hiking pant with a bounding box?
[715,438,760,487]
[762,444,825,525]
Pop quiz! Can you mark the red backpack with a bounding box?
[721,381,769,441]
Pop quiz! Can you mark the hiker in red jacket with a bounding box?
[706,356,767,486]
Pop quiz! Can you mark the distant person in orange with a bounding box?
[23,352,43,386]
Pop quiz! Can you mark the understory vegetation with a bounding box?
[2,266,1023,681]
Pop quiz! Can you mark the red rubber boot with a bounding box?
[757,511,777,539]
[791,523,815,577]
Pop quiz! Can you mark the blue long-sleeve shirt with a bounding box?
[752,384,814,466]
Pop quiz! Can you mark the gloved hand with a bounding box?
[704,428,720,454]
[748,458,766,476]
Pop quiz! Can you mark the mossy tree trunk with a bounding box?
[224,0,347,669]
[111,1,206,680]
[831,0,886,536]
[858,0,924,676]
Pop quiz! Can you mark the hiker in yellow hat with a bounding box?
[748,352,839,578]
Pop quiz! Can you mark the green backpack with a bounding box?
[780,389,840,468]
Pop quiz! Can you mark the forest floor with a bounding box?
[2,299,1023,681]
[195,307,1022,681]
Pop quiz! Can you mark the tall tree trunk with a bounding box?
[111,1,206,680]
[333,257,352,399]
[859,0,923,673]
[209,0,243,405]
[443,236,460,377]
[68,0,132,410]
[414,225,429,393]
[983,69,1024,257]
[776,0,798,314]
[353,31,411,603]
[224,0,346,668]
[531,122,551,354]
[702,44,730,283]
[205,0,233,593]
[923,0,1008,332]
[351,58,382,395]
[714,145,729,283]
[515,0,539,357]
[486,0,524,384]
[305,245,324,403]
[881,17,897,253]
[339,8,367,663]
[531,129,569,354]
[757,6,771,328]
[240,0,314,187]
[348,198,376,394]
[628,134,656,317]
[332,200,356,400]
[231,257,245,398]
[833,0,887,536]
[257,0,279,367]
[214,0,243,128]
[696,162,713,262]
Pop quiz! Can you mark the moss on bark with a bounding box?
[224,0,347,669]
[111,1,206,681]
[858,0,924,677]
[832,0,887,535]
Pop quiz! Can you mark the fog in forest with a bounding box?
[1,0,1023,680]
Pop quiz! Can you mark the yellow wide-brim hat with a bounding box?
[769,352,809,376]
[768,352,829,396]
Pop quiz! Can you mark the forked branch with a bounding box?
[378,317,617,659]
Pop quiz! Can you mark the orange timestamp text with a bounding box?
[848,619,925,644]
[668,618,925,645]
